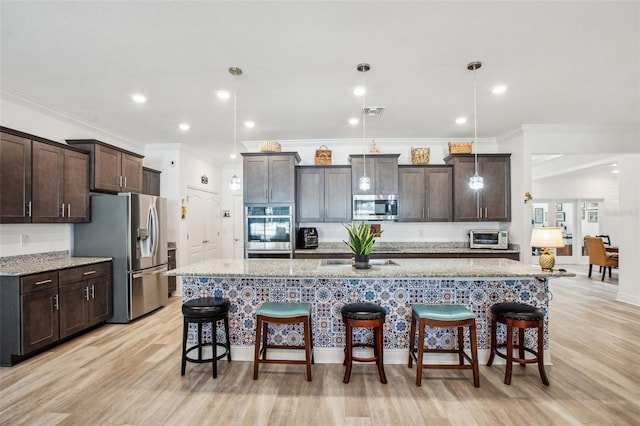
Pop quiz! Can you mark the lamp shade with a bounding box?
[530,227,564,248]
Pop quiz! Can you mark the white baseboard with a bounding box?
[227,346,552,365]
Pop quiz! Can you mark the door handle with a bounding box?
[119,176,123,187]
[53,294,59,310]
[67,204,71,217]
[84,286,90,301]
[35,279,53,285]
[124,176,127,188]
[27,201,32,217]
[61,203,65,217]
[91,284,95,299]
[83,270,96,276]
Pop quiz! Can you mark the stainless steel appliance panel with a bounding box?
[245,205,294,256]
[73,193,168,323]
[129,265,168,320]
[129,194,167,271]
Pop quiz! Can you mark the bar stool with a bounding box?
[487,302,549,385]
[341,302,387,384]
[253,302,314,381]
[408,304,480,387]
[181,297,231,378]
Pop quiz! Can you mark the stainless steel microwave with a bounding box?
[469,230,509,249]
[353,195,398,221]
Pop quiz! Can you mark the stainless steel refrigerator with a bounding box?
[73,193,168,323]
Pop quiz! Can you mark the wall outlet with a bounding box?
[20,234,28,245]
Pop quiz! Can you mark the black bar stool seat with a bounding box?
[341,302,387,384]
[487,302,549,385]
[181,297,231,378]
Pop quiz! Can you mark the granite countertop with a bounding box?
[0,251,113,277]
[166,257,572,279]
[294,242,520,255]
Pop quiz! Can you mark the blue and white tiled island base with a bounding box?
[168,258,572,364]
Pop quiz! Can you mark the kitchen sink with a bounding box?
[320,259,400,266]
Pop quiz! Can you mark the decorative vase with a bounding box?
[354,254,370,269]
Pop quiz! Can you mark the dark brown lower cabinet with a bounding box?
[59,262,112,339]
[20,272,60,355]
[167,248,177,296]
[0,261,112,366]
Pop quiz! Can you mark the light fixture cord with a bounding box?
[473,68,478,175]
[233,72,238,175]
[362,70,367,176]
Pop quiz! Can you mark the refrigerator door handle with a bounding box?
[150,202,159,258]
[132,264,168,279]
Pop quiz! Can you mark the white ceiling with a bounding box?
[1,1,638,161]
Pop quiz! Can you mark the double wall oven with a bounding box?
[245,205,294,258]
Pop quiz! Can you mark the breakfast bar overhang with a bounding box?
[167,258,572,364]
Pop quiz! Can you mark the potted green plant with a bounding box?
[344,222,378,269]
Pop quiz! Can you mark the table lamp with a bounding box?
[530,227,565,272]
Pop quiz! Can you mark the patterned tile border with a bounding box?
[182,276,549,352]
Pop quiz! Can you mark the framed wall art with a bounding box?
[534,208,544,223]
[588,211,598,222]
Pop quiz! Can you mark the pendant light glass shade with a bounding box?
[228,67,242,190]
[228,174,241,191]
[359,175,371,191]
[467,61,484,191]
[357,63,371,191]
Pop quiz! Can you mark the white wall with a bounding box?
[0,97,146,257]
[616,154,640,306]
[514,124,639,306]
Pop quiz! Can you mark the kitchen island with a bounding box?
[167,258,571,363]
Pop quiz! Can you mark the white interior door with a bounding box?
[187,187,221,263]
[203,194,221,259]
[233,194,244,258]
[187,190,205,264]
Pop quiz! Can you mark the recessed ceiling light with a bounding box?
[492,85,507,94]
[216,90,231,100]
[611,163,618,167]
[178,123,190,131]
[612,170,619,174]
[456,117,467,125]
[353,86,366,96]
[131,93,147,103]
[229,153,237,160]
[348,118,359,125]
[244,121,255,128]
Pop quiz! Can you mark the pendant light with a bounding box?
[357,63,371,191]
[228,66,242,191]
[468,61,484,190]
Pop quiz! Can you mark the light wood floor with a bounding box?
[1,268,639,425]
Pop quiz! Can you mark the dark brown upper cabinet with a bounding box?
[0,131,32,223]
[399,165,453,222]
[1,128,89,224]
[242,152,300,204]
[349,154,399,195]
[445,154,511,222]
[142,167,161,196]
[66,139,144,193]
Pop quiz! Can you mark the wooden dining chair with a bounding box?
[584,237,618,281]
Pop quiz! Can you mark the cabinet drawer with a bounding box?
[21,271,58,294]
[59,262,111,285]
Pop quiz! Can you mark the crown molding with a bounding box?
[1,86,145,154]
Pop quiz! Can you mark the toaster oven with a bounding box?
[469,230,508,249]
